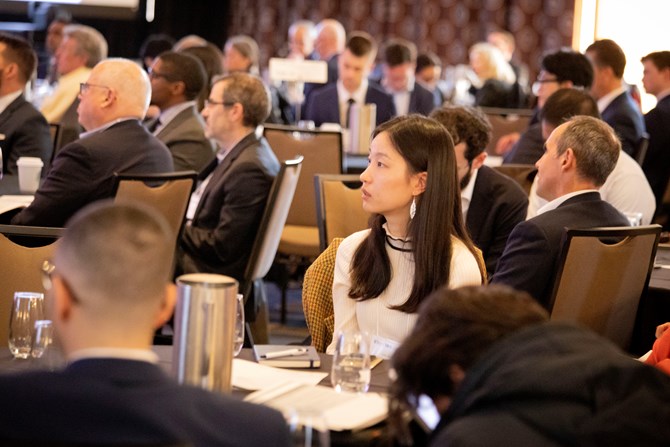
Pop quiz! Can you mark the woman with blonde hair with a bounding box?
[468,42,517,108]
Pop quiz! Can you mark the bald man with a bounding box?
[12,58,173,227]
[0,202,291,445]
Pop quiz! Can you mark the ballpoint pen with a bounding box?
[261,348,308,359]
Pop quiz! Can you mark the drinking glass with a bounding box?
[8,292,45,359]
[287,406,330,447]
[330,330,371,393]
[233,293,245,356]
[31,320,54,359]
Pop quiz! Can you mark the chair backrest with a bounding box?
[634,131,650,165]
[48,123,61,162]
[549,225,661,350]
[263,124,343,227]
[112,171,197,243]
[302,237,343,352]
[315,174,371,251]
[0,228,61,346]
[480,107,534,155]
[243,156,303,287]
[492,164,537,196]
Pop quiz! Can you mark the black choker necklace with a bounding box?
[385,234,412,252]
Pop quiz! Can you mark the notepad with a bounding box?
[253,345,321,369]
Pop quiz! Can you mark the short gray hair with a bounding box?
[64,24,108,68]
[213,72,271,127]
[556,116,620,186]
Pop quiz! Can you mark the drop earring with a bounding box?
[410,197,416,219]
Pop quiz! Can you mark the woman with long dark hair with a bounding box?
[326,115,485,353]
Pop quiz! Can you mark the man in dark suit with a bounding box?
[380,38,435,116]
[586,39,645,157]
[304,32,395,127]
[302,18,345,102]
[431,105,528,277]
[640,51,670,210]
[12,59,173,227]
[146,51,215,173]
[0,33,51,174]
[0,201,291,446]
[492,116,629,309]
[178,72,280,283]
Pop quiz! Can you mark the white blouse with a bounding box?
[326,228,482,353]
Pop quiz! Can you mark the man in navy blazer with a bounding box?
[586,39,645,157]
[380,38,435,116]
[305,32,395,127]
[640,51,670,209]
[431,106,528,277]
[178,72,279,284]
[0,33,51,174]
[11,58,173,227]
[491,116,629,309]
[0,202,291,446]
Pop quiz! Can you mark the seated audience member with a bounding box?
[501,49,593,163]
[327,115,484,353]
[138,33,175,71]
[42,15,71,84]
[525,89,656,225]
[286,20,316,60]
[491,116,629,309]
[390,285,670,446]
[586,39,645,157]
[640,51,670,209]
[223,35,293,124]
[645,322,670,375]
[302,18,346,99]
[12,59,173,227]
[178,72,279,283]
[0,201,291,446]
[181,43,225,111]
[0,33,51,174]
[487,29,530,108]
[305,32,396,128]
[380,38,435,116]
[468,42,517,108]
[40,24,107,124]
[430,106,528,276]
[173,34,207,51]
[415,51,445,108]
[146,51,215,172]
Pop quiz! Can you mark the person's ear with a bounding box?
[153,283,177,329]
[170,80,186,96]
[448,364,466,386]
[52,276,74,324]
[413,171,427,195]
[561,147,576,171]
[471,152,487,171]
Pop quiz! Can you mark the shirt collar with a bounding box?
[157,100,197,129]
[68,347,159,364]
[460,168,479,216]
[79,117,139,139]
[536,189,599,215]
[597,85,628,113]
[0,90,23,115]
[337,78,369,105]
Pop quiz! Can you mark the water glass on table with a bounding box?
[330,330,371,393]
[31,319,54,359]
[8,292,45,359]
[287,406,330,447]
[233,293,244,357]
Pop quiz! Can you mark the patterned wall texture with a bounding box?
[227,0,575,84]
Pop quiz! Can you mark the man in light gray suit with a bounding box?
[146,51,215,172]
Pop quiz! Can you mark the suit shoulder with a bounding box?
[477,166,528,200]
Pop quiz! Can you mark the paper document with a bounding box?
[232,359,327,391]
[0,195,33,215]
[245,382,388,431]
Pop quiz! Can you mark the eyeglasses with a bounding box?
[147,68,176,82]
[204,98,237,108]
[79,82,111,95]
[532,78,559,96]
[41,259,81,304]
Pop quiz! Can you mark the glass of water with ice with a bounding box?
[330,330,371,393]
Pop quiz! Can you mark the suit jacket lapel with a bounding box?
[0,95,24,128]
[156,106,193,138]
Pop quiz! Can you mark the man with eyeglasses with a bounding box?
[497,49,593,164]
[177,72,279,288]
[431,105,528,277]
[145,51,215,172]
[11,58,173,227]
[0,201,291,446]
